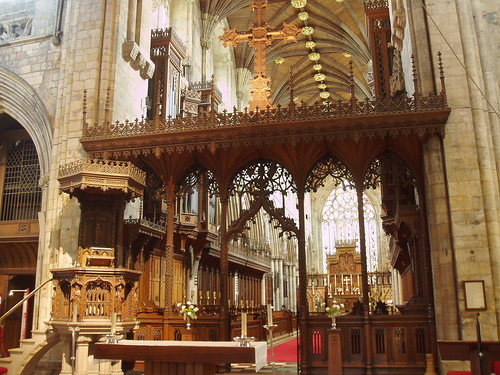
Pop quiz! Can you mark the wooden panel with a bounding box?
[151,254,162,305]
[0,220,39,241]
[145,361,215,375]
[173,259,184,303]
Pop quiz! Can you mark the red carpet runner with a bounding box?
[267,337,298,363]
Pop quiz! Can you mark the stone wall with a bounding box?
[408,0,500,342]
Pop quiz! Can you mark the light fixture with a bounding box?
[336,0,343,2]
[308,52,320,61]
[342,52,351,58]
[298,11,309,21]
[291,0,307,8]
[318,83,327,90]
[9,289,28,296]
[319,91,331,99]
[275,57,285,64]
[305,41,316,49]
[313,63,322,71]
[314,73,326,81]
[301,26,314,36]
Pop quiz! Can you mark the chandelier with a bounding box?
[291,0,307,8]
[319,91,330,99]
[305,41,316,49]
[313,63,322,71]
[301,26,314,36]
[314,73,326,81]
[298,11,309,21]
[308,52,320,61]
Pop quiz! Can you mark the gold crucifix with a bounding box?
[220,0,300,111]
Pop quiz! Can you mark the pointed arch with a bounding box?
[0,67,52,178]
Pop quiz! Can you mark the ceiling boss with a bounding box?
[220,0,300,111]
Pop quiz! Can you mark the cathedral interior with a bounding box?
[0,0,498,374]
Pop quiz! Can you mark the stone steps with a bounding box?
[0,330,59,375]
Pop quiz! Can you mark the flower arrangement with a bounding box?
[177,301,199,320]
[326,301,345,317]
[314,298,326,312]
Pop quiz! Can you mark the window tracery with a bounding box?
[321,186,379,272]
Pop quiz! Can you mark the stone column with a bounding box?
[74,336,92,375]
[278,259,284,309]
[59,336,73,375]
[423,135,459,339]
[290,265,297,312]
[127,0,138,42]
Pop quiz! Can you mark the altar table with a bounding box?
[94,340,267,375]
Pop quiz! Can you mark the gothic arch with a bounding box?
[227,159,299,239]
[0,67,52,178]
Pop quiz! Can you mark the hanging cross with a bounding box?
[220,0,300,111]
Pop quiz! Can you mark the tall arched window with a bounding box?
[321,186,378,272]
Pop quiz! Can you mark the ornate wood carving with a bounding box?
[50,266,141,335]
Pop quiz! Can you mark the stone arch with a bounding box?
[0,67,52,178]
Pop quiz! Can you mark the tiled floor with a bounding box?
[221,362,298,374]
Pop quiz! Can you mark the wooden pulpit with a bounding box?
[438,340,500,375]
[94,340,267,375]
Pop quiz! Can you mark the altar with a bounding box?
[94,340,268,375]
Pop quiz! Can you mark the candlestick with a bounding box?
[267,304,273,326]
[72,303,78,323]
[111,312,117,335]
[264,324,278,375]
[241,312,247,337]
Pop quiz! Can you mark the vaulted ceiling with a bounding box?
[201,0,373,107]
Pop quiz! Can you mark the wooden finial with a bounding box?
[104,86,111,126]
[155,78,162,130]
[82,89,88,136]
[349,60,355,98]
[437,51,447,104]
[411,55,421,107]
[289,66,295,110]
[349,60,356,110]
[210,74,216,114]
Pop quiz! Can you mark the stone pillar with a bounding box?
[59,336,73,375]
[278,259,284,309]
[74,336,92,375]
[423,135,459,339]
[290,265,297,312]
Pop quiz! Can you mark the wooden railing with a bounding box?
[83,93,448,140]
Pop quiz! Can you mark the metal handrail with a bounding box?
[0,278,53,327]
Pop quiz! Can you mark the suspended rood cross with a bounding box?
[219,0,300,110]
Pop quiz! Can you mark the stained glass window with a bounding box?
[321,185,379,272]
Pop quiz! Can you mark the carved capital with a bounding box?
[200,37,211,50]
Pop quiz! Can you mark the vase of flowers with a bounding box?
[326,301,345,329]
[177,301,199,330]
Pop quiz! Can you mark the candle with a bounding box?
[111,312,117,334]
[72,303,78,323]
[241,312,247,337]
[267,304,273,326]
